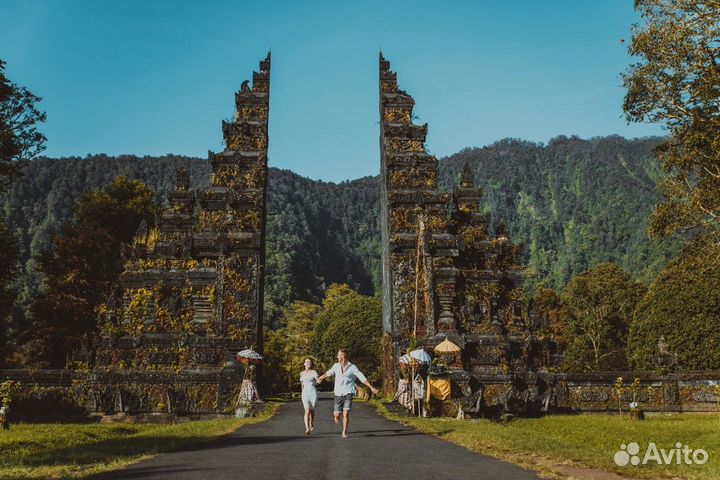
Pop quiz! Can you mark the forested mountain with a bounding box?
[439,135,680,289]
[0,154,381,327]
[262,170,380,324]
[0,135,679,326]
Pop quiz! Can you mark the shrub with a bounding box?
[628,238,720,370]
[313,286,382,381]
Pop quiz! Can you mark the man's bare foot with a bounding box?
[341,433,348,438]
[309,425,314,432]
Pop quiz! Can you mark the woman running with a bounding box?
[299,357,319,434]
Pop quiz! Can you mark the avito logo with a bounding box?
[614,442,709,466]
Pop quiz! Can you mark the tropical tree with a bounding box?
[0,59,46,193]
[561,263,647,371]
[309,283,357,358]
[14,177,158,367]
[263,301,320,393]
[628,237,720,370]
[312,284,382,382]
[0,58,44,366]
[623,0,720,245]
[74,175,159,244]
[0,221,19,367]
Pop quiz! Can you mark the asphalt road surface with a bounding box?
[96,393,539,480]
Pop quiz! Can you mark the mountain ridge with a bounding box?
[1,134,680,324]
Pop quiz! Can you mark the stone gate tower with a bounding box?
[90,53,271,414]
[379,53,457,343]
[379,53,537,390]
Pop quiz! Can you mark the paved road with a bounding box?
[98,393,538,480]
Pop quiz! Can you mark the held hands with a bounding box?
[365,384,379,396]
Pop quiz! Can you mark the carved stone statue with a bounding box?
[655,335,677,373]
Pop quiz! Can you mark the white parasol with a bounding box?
[409,348,432,364]
[236,348,264,364]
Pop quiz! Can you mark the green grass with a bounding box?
[374,402,719,479]
[0,403,279,479]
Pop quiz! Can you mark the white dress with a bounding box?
[300,371,319,409]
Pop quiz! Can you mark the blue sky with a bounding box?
[1,0,662,182]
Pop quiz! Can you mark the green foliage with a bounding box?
[628,238,720,371]
[74,175,160,244]
[439,136,681,292]
[0,136,682,344]
[264,285,381,393]
[0,59,46,194]
[0,379,19,408]
[20,227,119,367]
[12,177,159,368]
[623,1,720,245]
[0,59,42,367]
[263,329,291,394]
[312,284,382,382]
[309,283,357,358]
[263,301,320,393]
[560,263,646,372]
[0,219,18,367]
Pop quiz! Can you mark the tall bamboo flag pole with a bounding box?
[411,216,427,417]
[413,216,425,340]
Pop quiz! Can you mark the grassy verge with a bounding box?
[373,401,719,479]
[0,402,279,479]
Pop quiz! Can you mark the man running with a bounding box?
[318,349,379,438]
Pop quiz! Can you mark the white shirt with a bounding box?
[324,362,367,396]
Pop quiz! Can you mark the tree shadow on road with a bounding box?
[92,465,206,479]
[352,431,421,437]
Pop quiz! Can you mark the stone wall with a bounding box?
[0,367,246,420]
[437,369,720,416]
[3,368,717,421]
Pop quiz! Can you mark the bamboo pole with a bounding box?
[410,216,427,416]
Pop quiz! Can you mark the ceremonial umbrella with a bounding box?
[236,348,264,365]
[434,338,461,354]
[409,348,432,364]
[399,349,432,365]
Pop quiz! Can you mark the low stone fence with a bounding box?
[0,367,247,421]
[432,369,720,417]
[554,370,720,413]
[4,368,719,421]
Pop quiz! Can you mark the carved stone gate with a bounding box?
[87,54,271,414]
[378,53,536,392]
[3,53,720,417]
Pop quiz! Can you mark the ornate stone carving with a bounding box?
[380,53,530,393]
[94,54,271,387]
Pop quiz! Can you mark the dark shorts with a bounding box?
[334,393,353,412]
